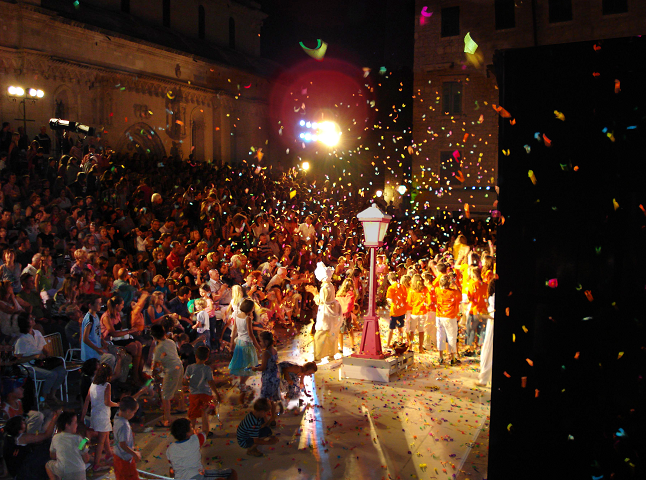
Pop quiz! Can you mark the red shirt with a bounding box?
[167,251,181,270]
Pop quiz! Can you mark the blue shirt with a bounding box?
[81,311,102,361]
[236,412,263,447]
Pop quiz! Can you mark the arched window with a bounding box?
[198,5,205,39]
[163,0,171,27]
[229,17,235,49]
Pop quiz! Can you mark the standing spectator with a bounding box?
[35,126,51,154]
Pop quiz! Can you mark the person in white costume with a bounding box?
[476,280,495,386]
[306,262,342,363]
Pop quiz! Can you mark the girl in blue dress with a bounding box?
[252,331,281,421]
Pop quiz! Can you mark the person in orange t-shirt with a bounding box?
[465,266,488,356]
[406,275,429,353]
[435,274,462,365]
[385,273,408,347]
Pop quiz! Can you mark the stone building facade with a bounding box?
[413,0,646,212]
[0,0,277,164]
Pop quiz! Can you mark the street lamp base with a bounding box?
[352,315,388,360]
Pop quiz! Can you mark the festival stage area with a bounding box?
[99,314,490,480]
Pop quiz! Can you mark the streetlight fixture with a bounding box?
[7,85,44,135]
[353,204,392,359]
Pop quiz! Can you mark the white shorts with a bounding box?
[436,316,458,353]
[408,314,427,333]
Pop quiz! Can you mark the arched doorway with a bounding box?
[115,122,166,159]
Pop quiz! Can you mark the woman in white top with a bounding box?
[307,262,343,362]
[13,313,67,405]
[228,298,261,396]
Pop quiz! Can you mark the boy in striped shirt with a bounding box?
[236,398,278,457]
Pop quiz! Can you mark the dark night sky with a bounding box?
[259,0,415,70]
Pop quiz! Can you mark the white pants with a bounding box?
[424,312,436,349]
[478,319,494,384]
[407,314,426,333]
[436,316,458,354]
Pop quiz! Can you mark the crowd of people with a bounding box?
[0,121,497,479]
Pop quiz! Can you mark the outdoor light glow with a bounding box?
[306,122,311,128]
[299,120,305,127]
[302,161,310,171]
[8,86,25,96]
[376,190,383,197]
[29,88,37,97]
[397,185,407,195]
[317,121,341,147]
[36,89,44,98]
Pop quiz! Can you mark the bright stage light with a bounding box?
[376,190,383,197]
[302,161,310,171]
[299,120,305,127]
[397,185,407,195]
[317,121,341,147]
[29,88,37,97]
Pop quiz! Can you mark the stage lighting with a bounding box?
[8,86,25,96]
[49,118,96,136]
[302,161,310,171]
[397,185,407,195]
[376,190,383,197]
[318,121,341,147]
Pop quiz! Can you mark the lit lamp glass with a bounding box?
[357,204,392,248]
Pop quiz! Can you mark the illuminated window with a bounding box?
[495,0,515,29]
[441,6,460,37]
[442,82,462,115]
[549,0,572,23]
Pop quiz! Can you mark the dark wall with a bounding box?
[491,37,646,480]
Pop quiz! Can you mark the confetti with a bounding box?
[554,110,566,121]
[546,278,558,288]
[614,79,621,94]
[299,39,328,60]
[464,32,478,55]
[528,170,537,185]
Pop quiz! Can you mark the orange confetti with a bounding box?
[593,44,601,51]
[535,389,540,398]
[526,358,534,366]
[505,307,510,316]
[614,79,621,94]
[463,133,469,142]
[542,134,552,147]
[639,204,646,215]
[503,371,511,378]
[584,290,593,302]
[592,72,600,77]
[509,118,516,125]
[521,377,527,388]
[455,171,465,182]
[492,104,512,118]
[464,203,470,219]
[573,165,579,171]
[574,352,580,359]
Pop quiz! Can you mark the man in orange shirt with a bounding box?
[385,272,408,347]
[435,274,462,365]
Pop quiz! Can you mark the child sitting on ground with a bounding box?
[185,346,221,437]
[1,378,45,434]
[113,392,149,480]
[45,411,90,480]
[167,418,238,480]
[236,398,279,457]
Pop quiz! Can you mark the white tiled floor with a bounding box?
[102,316,490,480]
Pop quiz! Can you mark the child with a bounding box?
[335,278,356,353]
[465,266,488,356]
[167,418,238,480]
[80,363,119,473]
[277,361,317,401]
[251,331,281,421]
[113,393,149,480]
[191,298,210,348]
[175,332,196,368]
[228,299,261,396]
[435,274,462,366]
[236,398,278,457]
[46,411,90,480]
[385,272,407,347]
[151,324,186,428]
[185,346,221,437]
[406,274,430,354]
[1,378,45,434]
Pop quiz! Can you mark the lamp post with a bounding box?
[7,86,44,136]
[353,204,392,359]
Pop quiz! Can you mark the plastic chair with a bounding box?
[43,333,82,402]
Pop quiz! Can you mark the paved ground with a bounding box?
[88,311,491,480]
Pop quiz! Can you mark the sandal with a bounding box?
[154,420,170,428]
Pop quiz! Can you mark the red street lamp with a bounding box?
[353,204,392,359]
